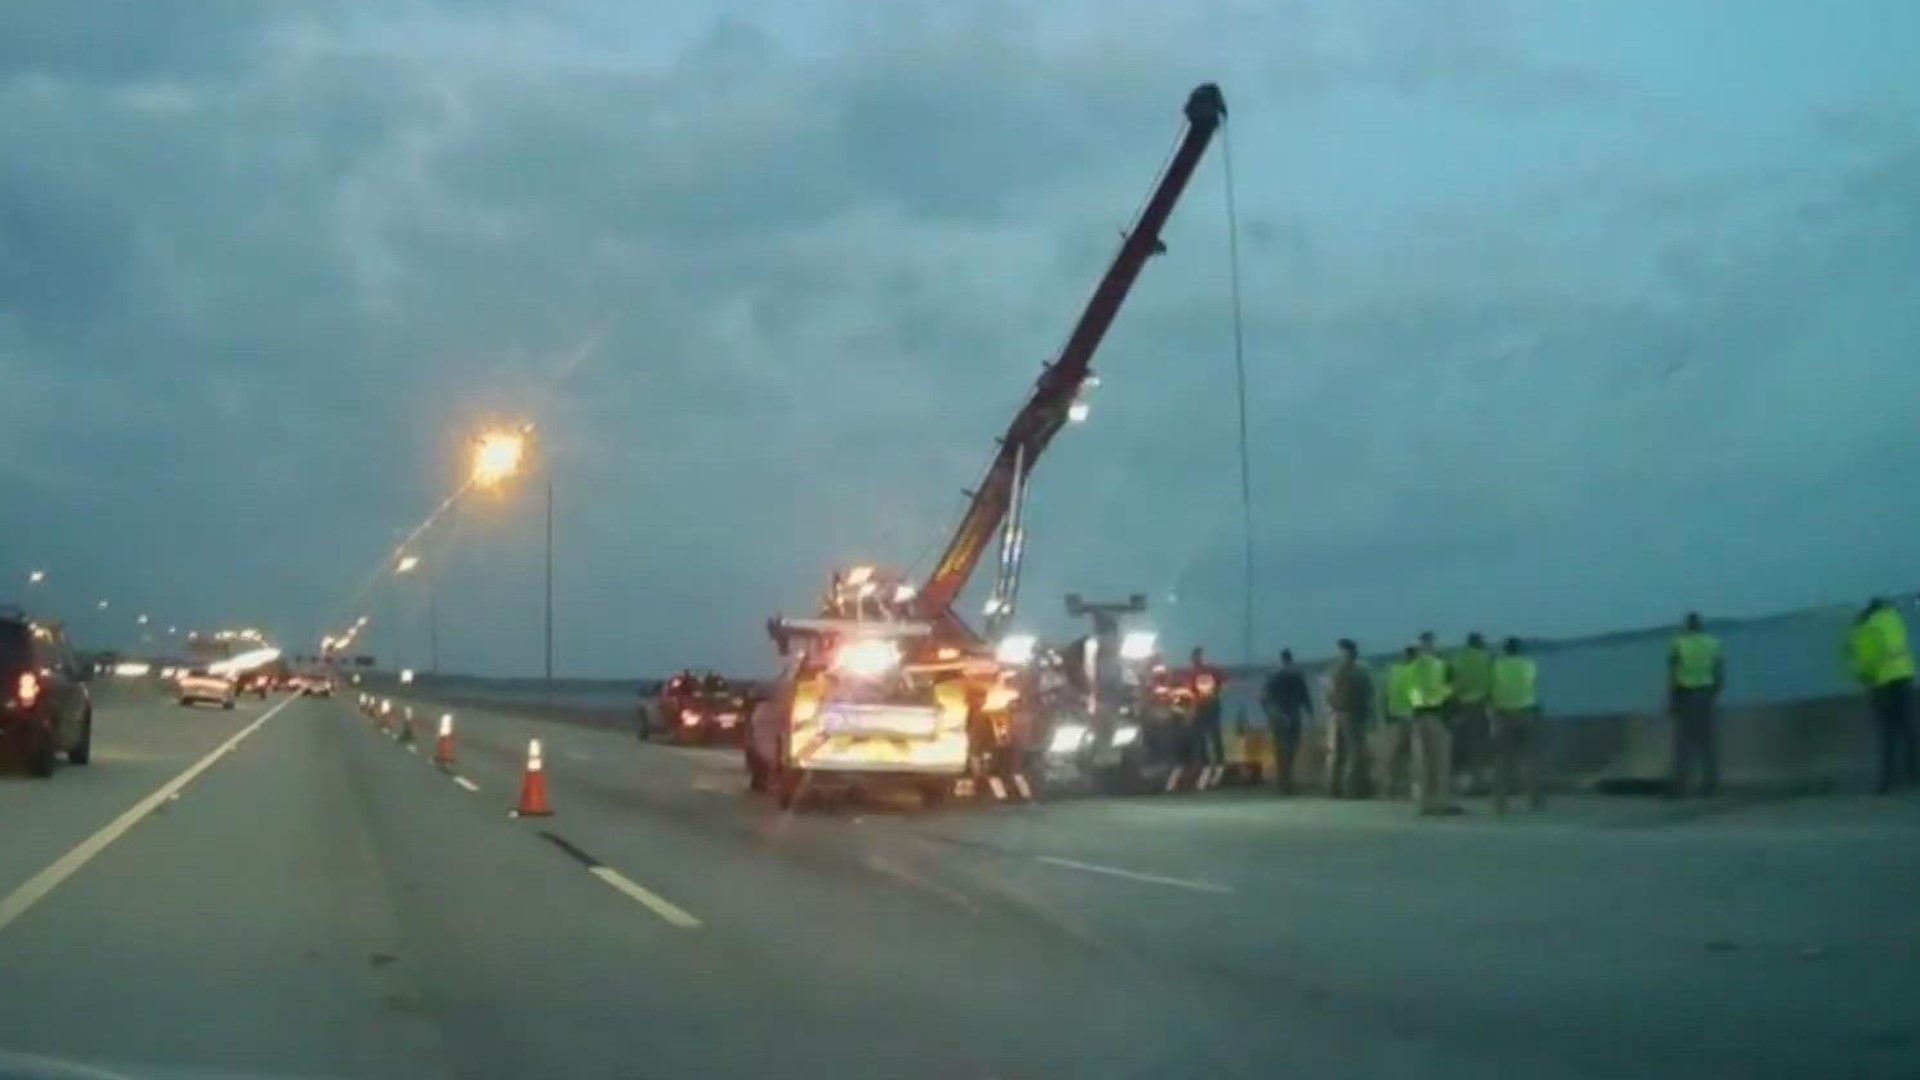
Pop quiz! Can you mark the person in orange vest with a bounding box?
[1185,647,1228,766]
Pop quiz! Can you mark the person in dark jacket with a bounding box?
[1262,649,1314,795]
[1324,639,1373,798]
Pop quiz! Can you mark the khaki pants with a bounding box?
[1451,700,1489,793]
[1373,720,1412,798]
[1325,713,1368,798]
[1490,708,1543,813]
[1411,710,1454,812]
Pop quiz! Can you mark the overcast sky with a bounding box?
[2,0,1916,676]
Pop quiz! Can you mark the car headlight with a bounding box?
[1048,723,1090,755]
[1112,724,1140,748]
[683,711,703,726]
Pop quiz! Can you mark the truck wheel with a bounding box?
[746,750,769,793]
[918,781,949,809]
[68,711,93,766]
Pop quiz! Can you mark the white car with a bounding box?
[177,669,237,710]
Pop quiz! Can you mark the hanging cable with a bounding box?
[1222,117,1256,667]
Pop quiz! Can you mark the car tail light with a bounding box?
[15,672,41,707]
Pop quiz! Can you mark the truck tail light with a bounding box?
[16,672,41,708]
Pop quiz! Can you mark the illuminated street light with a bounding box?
[27,570,45,585]
[136,614,150,626]
[97,599,110,610]
[470,427,529,489]
[395,554,421,575]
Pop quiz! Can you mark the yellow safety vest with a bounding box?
[1490,655,1537,711]
[1856,608,1916,688]
[1411,653,1451,709]
[1671,633,1721,691]
[1452,646,1493,704]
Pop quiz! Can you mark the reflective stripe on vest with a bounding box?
[1672,633,1721,690]
[1490,656,1537,711]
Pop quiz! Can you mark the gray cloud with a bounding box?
[1,1,1914,673]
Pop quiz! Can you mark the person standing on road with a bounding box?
[1185,647,1228,766]
[1667,612,1725,798]
[1489,637,1544,814]
[1411,631,1459,815]
[1262,649,1313,795]
[1848,598,1916,793]
[1324,639,1373,798]
[1451,632,1495,795]
[1376,646,1418,799]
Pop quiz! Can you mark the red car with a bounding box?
[644,672,749,745]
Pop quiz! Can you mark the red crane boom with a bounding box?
[910,83,1228,631]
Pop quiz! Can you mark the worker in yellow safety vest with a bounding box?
[1410,631,1459,815]
[1489,637,1543,814]
[1450,632,1495,794]
[1377,646,1419,799]
[1667,612,1725,798]
[1848,598,1916,793]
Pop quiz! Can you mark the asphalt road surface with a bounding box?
[2,688,1916,1080]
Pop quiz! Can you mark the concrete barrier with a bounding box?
[1555,694,1877,794]
[1239,691,1881,798]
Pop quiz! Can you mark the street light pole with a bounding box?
[544,474,554,686]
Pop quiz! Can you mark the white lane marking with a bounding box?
[0,694,301,936]
[587,866,703,929]
[406,745,419,755]
[452,776,480,793]
[1034,856,1234,895]
[866,855,976,911]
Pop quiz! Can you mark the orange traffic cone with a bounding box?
[433,714,457,768]
[512,738,553,817]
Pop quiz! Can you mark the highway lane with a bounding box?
[3,691,1917,1078]
[381,696,1920,1078]
[0,687,261,904]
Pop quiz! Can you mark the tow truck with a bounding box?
[748,83,1227,808]
[1027,594,1184,793]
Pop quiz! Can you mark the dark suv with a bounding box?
[0,606,94,777]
